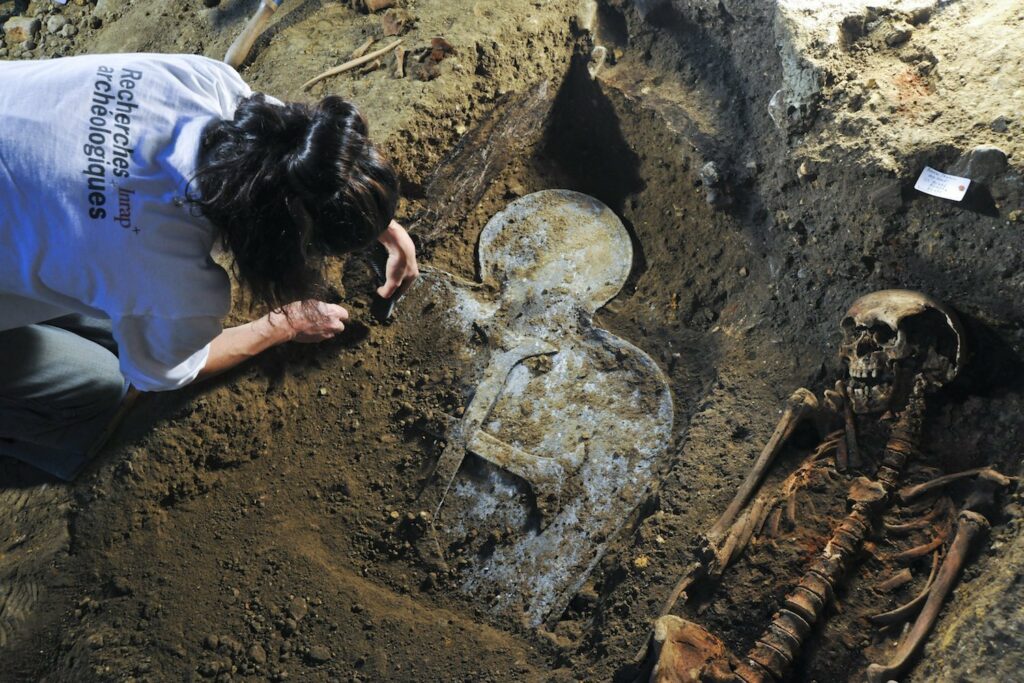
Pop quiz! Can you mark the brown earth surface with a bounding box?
[1,0,1023,681]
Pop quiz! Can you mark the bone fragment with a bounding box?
[302,39,404,90]
[884,497,953,535]
[835,427,849,471]
[869,551,940,626]
[892,529,947,563]
[718,495,770,569]
[645,615,740,683]
[394,46,406,78]
[350,36,376,58]
[766,507,782,537]
[898,467,1011,503]
[707,388,817,543]
[876,568,913,592]
[867,510,989,683]
[358,58,382,75]
[838,381,861,468]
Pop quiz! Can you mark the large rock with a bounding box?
[950,145,1010,182]
[2,17,41,44]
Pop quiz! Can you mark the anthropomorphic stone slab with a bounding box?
[405,190,674,626]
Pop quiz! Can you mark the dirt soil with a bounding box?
[2,0,1023,681]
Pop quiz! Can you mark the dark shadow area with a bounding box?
[208,0,264,31]
[542,56,647,291]
[960,183,1000,218]
[245,0,325,69]
[945,310,1024,400]
[543,56,645,215]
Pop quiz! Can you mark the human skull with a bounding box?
[839,290,966,414]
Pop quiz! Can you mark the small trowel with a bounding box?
[368,242,398,323]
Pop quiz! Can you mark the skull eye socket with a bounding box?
[871,325,896,344]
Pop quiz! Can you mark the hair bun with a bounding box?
[191,93,398,308]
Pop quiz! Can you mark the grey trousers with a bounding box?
[0,314,128,481]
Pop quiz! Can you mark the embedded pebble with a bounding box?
[286,596,308,622]
[248,643,267,665]
[307,645,332,663]
[46,16,68,34]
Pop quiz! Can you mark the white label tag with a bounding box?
[914,166,970,201]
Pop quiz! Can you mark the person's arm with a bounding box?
[196,300,349,381]
[376,220,420,298]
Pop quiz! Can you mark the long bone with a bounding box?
[865,510,990,683]
[707,389,818,543]
[658,401,825,616]
[898,467,1012,503]
[868,550,940,626]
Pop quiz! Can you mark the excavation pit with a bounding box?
[3,2,1024,682]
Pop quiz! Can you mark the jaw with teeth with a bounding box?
[847,353,897,413]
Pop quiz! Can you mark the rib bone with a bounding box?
[868,551,939,626]
[866,510,990,683]
[897,467,1004,503]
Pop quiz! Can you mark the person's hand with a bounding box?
[269,300,349,343]
[377,220,419,299]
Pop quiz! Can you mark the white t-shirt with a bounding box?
[0,53,253,391]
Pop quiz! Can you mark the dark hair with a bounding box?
[189,94,398,309]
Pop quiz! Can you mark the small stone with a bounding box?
[219,635,243,654]
[587,44,607,79]
[738,266,749,278]
[700,161,721,187]
[576,0,598,33]
[318,387,329,396]
[3,17,41,44]
[46,16,68,35]
[797,160,816,181]
[907,7,931,25]
[248,643,267,665]
[86,632,105,649]
[991,116,1011,133]
[381,8,413,36]
[307,645,332,663]
[61,23,77,38]
[885,27,911,47]
[364,0,395,11]
[286,596,308,622]
[204,634,220,650]
[110,576,132,596]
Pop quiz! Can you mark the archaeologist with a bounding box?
[0,53,417,481]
